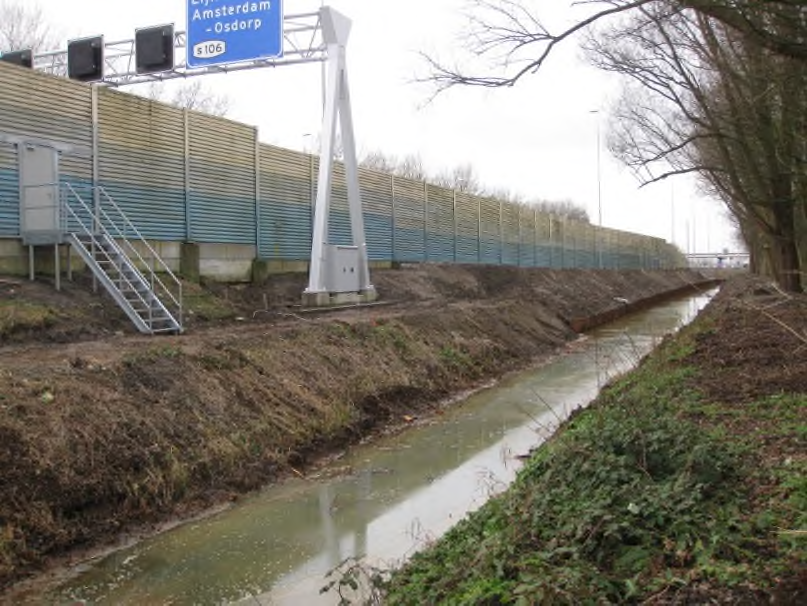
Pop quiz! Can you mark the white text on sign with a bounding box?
[191,1,272,34]
[193,41,226,59]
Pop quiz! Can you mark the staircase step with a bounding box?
[129,303,162,312]
[67,225,182,335]
[149,320,176,328]
[121,293,152,302]
[121,296,146,303]
[145,319,176,328]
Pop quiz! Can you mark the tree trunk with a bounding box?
[769,178,803,292]
[767,236,802,292]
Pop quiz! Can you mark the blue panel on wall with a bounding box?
[502,241,519,266]
[258,199,312,260]
[480,236,501,265]
[455,235,479,264]
[365,212,392,262]
[518,243,534,267]
[426,232,454,263]
[328,205,353,247]
[60,179,95,234]
[0,167,19,237]
[394,226,425,263]
[550,245,565,269]
[534,245,552,268]
[97,181,187,241]
[189,191,255,244]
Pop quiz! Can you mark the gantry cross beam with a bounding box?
[32,10,326,87]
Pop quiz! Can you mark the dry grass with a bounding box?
[0,266,716,591]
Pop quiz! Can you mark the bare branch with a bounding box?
[0,0,60,54]
[639,165,724,186]
[171,80,231,117]
[420,0,656,93]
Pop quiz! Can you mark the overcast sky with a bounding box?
[26,0,737,254]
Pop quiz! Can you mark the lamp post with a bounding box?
[453,178,466,263]
[589,110,603,268]
[670,181,675,245]
[589,110,603,227]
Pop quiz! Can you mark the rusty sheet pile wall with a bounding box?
[0,63,685,272]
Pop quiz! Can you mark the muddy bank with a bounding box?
[0,265,715,590]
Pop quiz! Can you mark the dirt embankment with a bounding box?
[0,265,716,590]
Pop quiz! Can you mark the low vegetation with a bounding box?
[0,299,59,339]
[381,281,806,604]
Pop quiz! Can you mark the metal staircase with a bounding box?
[60,184,183,335]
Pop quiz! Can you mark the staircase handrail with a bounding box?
[61,183,183,330]
[60,195,156,322]
[95,186,183,325]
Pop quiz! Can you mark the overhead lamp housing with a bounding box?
[0,49,33,68]
[135,24,174,75]
[67,35,104,82]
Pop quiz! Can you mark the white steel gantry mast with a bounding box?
[303,8,375,305]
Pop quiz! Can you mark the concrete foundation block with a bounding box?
[252,259,310,282]
[198,243,256,282]
[181,242,201,283]
[0,239,28,276]
[301,287,378,308]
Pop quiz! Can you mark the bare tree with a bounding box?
[422,0,806,290]
[433,162,482,193]
[359,150,427,180]
[360,149,400,173]
[534,198,591,223]
[483,187,524,205]
[396,153,428,181]
[143,80,231,117]
[423,1,807,95]
[0,0,59,54]
[171,80,231,116]
[692,16,806,290]
[588,3,805,290]
[360,151,477,190]
[360,148,590,221]
[484,187,591,221]
[681,0,807,61]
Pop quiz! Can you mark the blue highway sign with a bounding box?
[186,0,284,68]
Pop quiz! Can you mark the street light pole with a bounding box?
[670,181,675,245]
[453,178,466,263]
[590,110,602,227]
[590,110,603,267]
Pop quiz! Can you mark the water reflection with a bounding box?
[44,291,714,605]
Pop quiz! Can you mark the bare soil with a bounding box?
[0,265,716,593]
[689,278,807,401]
[662,277,807,604]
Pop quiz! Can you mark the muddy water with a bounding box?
[41,292,714,605]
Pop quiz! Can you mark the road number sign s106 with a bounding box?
[193,40,226,60]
